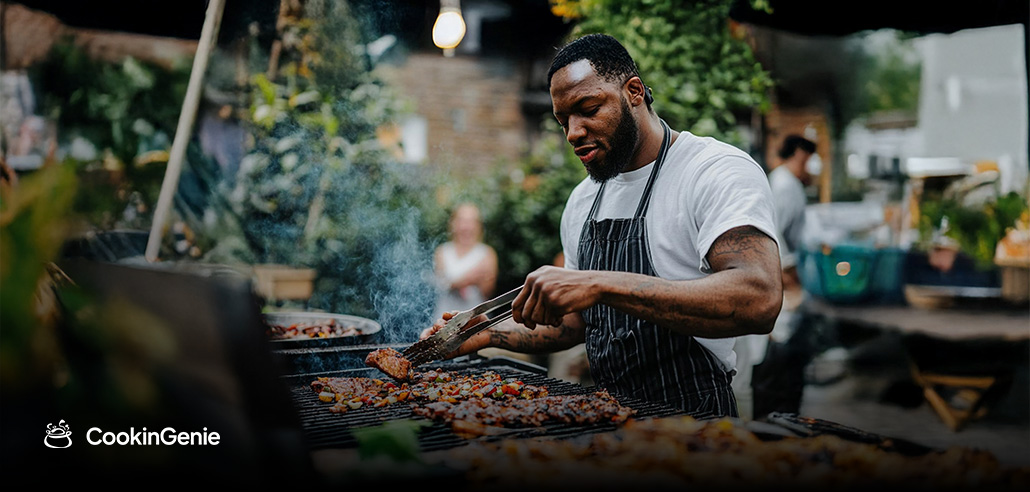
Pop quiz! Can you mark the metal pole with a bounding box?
[145,0,226,262]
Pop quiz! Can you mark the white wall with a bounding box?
[914,24,1028,190]
[843,24,1028,192]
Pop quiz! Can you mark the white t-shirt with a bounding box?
[559,130,779,372]
[768,164,806,269]
[434,242,489,319]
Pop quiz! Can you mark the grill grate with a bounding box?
[285,358,705,452]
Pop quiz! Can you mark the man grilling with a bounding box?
[421,33,782,417]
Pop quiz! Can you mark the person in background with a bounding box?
[432,202,499,320]
[769,134,815,291]
[744,134,817,418]
[422,34,783,417]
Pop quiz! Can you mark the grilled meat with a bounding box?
[311,370,548,413]
[435,416,1030,489]
[412,390,636,429]
[266,318,359,340]
[365,348,412,381]
[310,377,379,395]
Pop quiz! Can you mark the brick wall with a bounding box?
[376,52,531,179]
[2,3,197,71]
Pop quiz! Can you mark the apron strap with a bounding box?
[585,180,607,222]
[633,120,671,218]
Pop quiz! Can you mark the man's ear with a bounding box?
[625,76,649,107]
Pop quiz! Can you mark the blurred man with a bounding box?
[747,134,817,418]
[769,135,816,290]
[422,34,782,417]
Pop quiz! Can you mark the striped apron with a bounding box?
[578,121,738,417]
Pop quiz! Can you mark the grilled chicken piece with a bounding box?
[365,348,412,381]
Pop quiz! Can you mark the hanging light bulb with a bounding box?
[432,0,466,56]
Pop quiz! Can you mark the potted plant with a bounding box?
[909,171,1028,306]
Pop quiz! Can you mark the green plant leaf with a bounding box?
[351,419,431,462]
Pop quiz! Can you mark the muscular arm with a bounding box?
[513,226,783,338]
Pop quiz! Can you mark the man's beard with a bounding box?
[586,100,638,183]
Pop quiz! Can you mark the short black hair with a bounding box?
[778,135,817,159]
[547,33,642,89]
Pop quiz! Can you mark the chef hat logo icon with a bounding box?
[44,420,72,448]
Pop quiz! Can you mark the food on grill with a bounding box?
[449,420,521,439]
[412,390,636,432]
[310,376,380,397]
[433,416,1030,489]
[365,348,412,381]
[310,370,549,413]
[265,318,360,340]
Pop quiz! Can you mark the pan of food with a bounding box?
[263,311,382,348]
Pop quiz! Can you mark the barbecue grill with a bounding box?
[281,355,706,453]
[44,259,1007,489]
[276,346,943,458]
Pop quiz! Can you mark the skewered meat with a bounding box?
[365,348,412,381]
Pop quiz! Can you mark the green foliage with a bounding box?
[918,191,1029,270]
[856,32,921,115]
[195,0,437,330]
[0,163,77,393]
[29,40,193,229]
[570,0,774,146]
[351,419,431,462]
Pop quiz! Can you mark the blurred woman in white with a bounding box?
[433,203,498,320]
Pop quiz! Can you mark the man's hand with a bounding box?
[512,266,600,329]
[417,311,491,358]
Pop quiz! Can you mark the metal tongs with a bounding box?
[402,286,522,367]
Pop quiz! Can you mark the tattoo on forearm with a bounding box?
[490,324,580,353]
[629,277,735,324]
[630,279,665,316]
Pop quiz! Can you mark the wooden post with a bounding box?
[145,0,226,262]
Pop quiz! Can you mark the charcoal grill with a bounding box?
[283,356,703,452]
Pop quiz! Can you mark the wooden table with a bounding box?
[804,297,1030,431]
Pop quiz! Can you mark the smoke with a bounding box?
[284,350,369,375]
[188,0,451,353]
[370,205,437,343]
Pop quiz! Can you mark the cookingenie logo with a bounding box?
[44,420,73,448]
[86,426,221,446]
